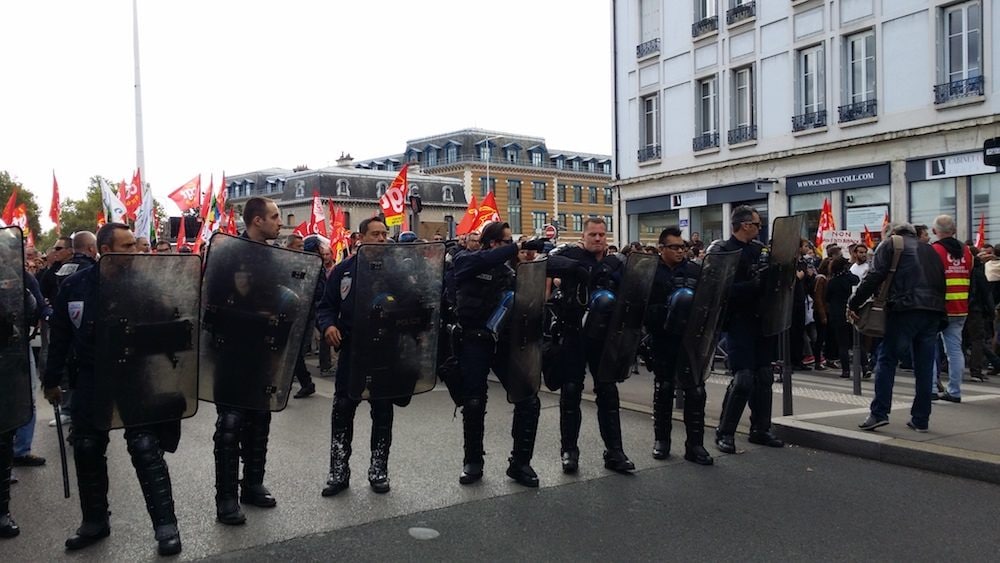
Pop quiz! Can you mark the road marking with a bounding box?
[409,527,440,540]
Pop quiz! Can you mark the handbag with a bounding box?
[853,235,904,337]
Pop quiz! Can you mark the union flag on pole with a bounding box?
[123,169,143,219]
[456,194,478,236]
[50,172,61,233]
[1,188,17,225]
[379,164,408,227]
[863,225,875,249]
[308,192,328,237]
[815,198,835,257]
[471,192,501,233]
[169,175,201,213]
[974,213,986,249]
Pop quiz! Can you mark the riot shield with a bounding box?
[505,259,546,403]
[349,242,445,402]
[199,233,322,411]
[680,250,741,388]
[92,254,202,430]
[760,215,805,336]
[0,226,31,433]
[595,252,658,384]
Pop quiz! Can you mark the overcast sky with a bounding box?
[0,0,612,226]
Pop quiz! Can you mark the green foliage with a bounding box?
[57,176,108,237]
[0,171,43,238]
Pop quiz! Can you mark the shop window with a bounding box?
[843,186,890,233]
[790,192,829,242]
[909,179,956,231]
[971,174,1000,245]
[637,210,680,245]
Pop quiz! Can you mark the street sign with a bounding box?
[984,138,1000,167]
[543,224,557,239]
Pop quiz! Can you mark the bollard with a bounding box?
[781,329,793,416]
[851,327,863,395]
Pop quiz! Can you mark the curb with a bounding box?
[773,417,1000,485]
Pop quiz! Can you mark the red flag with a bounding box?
[226,211,237,235]
[379,164,409,227]
[176,216,189,248]
[863,225,875,249]
[455,194,478,236]
[1,188,17,225]
[168,175,201,213]
[472,192,501,233]
[10,204,28,229]
[123,169,143,219]
[96,211,106,228]
[815,198,835,257]
[308,192,328,237]
[292,221,310,238]
[881,211,890,234]
[50,172,61,233]
[200,175,214,221]
[217,172,227,213]
[975,213,986,249]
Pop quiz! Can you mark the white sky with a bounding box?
[0,0,612,227]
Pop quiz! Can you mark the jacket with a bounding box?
[849,234,946,314]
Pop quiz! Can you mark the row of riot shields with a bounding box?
[0,227,32,434]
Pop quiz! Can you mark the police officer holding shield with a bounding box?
[43,223,184,556]
[453,222,547,486]
[711,206,785,454]
[316,218,397,496]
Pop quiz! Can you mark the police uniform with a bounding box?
[44,265,183,555]
[315,253,395,496]
[644,257,713,465]
[548,246,635,473]
[452,243,541,487]
[710,236,784,453]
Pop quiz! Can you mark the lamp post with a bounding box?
[482,134,503,203]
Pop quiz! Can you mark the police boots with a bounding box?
[715,369,754,454]
[459,397,486,485]
[214,410,246,525]
[239,412,277,508]
[506,397,540,488]
[66,434,111,550]
[595,384,635,473]
[0,432,18,539]
[681,386,713,466]
[748,367,784,448]
[323,397,357,497]
[652,379,673,459]
[127,433,181,556]
[559,381,583,473]
[368,401,393,494]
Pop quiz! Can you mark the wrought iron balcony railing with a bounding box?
[838,99,878,122]
[692,132,720,151]
[636,38,660,59]
[691,16,719,37]
[727,124,757,145]
[637,144,661,162]
[726,1,755,25]
[792,109,827,132]
[933,75,985,104]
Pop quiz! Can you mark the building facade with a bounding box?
[613,0,1000,246]
[356,128,616,242]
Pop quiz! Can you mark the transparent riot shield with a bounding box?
[595,252,658,384]
[199,233,322,411]
[92,254,201,430]
[505,259,546,403]
[349,242,445,401]
[0,226,31,433]
[680,250,741,388]
[760,215,805,336]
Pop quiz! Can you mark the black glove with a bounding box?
[521,238,546,252]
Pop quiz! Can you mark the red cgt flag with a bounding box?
[2,188,17,225]
[168,175,201,213]
[96,210,106,228]
[863,225,875,249]
[472,192,501,233]
[308,192,328,237]
[50,172,61,232]
[292,221,310,238]
[456,194,478,236]
[379,164,409,227]
[123,169,143,219]
[975,213,986,249]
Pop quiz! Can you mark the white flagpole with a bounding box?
[133,0,146,185]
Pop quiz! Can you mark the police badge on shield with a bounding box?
[340,274,352,300]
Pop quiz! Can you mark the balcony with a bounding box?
[691,16,718,38]
[838,99,878,123]
[637,144,661,162]
[692,132,720,152]
[636,38,660,59]
[792,110,827,132]
[934,75,985,104]
[727,125,757,145]
[726,1,755,25]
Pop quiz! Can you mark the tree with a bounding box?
[0,170,43,239]
[57,176,108,237]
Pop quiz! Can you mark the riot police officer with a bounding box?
[453,222,547,486]
[43,223,184,556]
[316,218,397,496]
[548,217,634,474]
[644,227,713,465]
[711,206,785,453]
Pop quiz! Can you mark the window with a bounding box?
[480,145,491,161]
[447,145,458,163]
[386,161,396,172]
[557,184,567,202]
[910,179,956,228]
[532,181,546,200]
[944,2,982,83]
[846,31,876,104]
[588,186,598,204]
[508,180,522,202]
[972,174,1000,243]
[641,93,660,150]
[479,177,496,197]
[442,185,454,202]
[799,44,825,115]
[640,0,661,44]
[573,185,583,203]
[532,152,542,166]
[506,148,518,163]
[508,204,522,232]
[604,215,614,231]
[336,179,350,196]
[572,214,584,231]
[427,149,437,167]
[532,211,547,232]
[294,181,305,198]
[697,77,718,136]
[572,159,581,171]
[376,182,387,198]
[604,187,614,204]
[603,162,611,174]
[733,66,753,128]
[697,0,716,19]
[556,158,565,170]
[587,161,595,172]
[558,213,567,228]
[407,184,420,198]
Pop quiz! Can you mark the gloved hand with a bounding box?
[520,238,546,252]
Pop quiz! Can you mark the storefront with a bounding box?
[906,151,997,244]
[787,164,891,240]
[625,182,768,244]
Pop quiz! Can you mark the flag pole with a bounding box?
[133,0,146,185]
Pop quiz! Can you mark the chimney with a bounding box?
[336,152,354,167]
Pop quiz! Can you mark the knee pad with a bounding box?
[514,395,541,416]
[561,381,583,403]
[594,382,619,411]
[462,397,486,413]
[684,385,707,404]
[126,432,162,466]
[72,434,108,460]
[214,411,242,447]
[731,369,754,397]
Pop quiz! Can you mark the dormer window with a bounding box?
[442,185,454,202]
[376,182,388,198]
[480,145,491,161]
[427,150,437,167]
[407,184,420,198]
[588,161,595,172]
[572,159,580,171]
[294,181,305,198]
[336,179,350,196]
[532,152,542,166]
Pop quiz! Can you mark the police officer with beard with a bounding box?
[43,223,184,556]
[548,217,635,474]
[316,218,397,496]
[644,226,713,465]
[453,222,547,486]
[711,206,784,454]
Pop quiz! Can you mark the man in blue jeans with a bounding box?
[849,223,946,432]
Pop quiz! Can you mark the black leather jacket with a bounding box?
[849,233,946,314]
